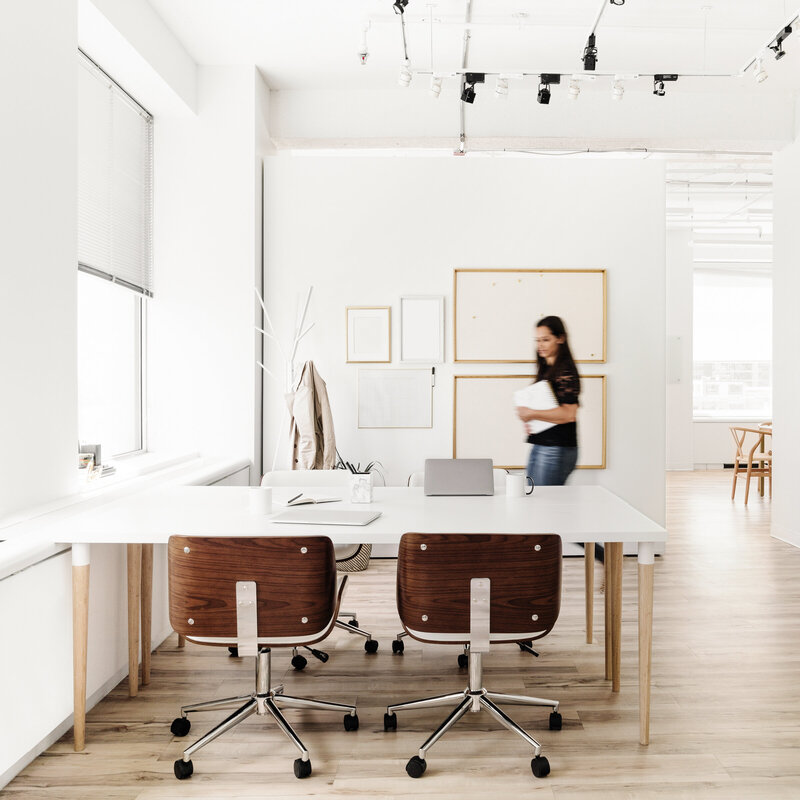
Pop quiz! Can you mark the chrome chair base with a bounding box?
[384,651,560,777]
[172,647,358,780]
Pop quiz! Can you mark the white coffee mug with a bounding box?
[249,486,272,515]
[506,473,534,498]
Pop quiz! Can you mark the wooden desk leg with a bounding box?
[177,634,186,648]
[72,544,90,752]
[140,543,153,686]
[638,542,655,746]
[608,542,623,693]
[584,542,594,644]
[127,543,142,697]
[604,549,612,680]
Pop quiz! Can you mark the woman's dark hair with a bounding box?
[534,315,578,384]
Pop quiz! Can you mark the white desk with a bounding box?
[48,484,665,750]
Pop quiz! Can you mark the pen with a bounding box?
[432,367,435,387]
[287,493,303,504]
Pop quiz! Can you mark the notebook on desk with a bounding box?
[270,509,382,526]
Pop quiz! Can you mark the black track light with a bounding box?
[653,74,678,97]
[537,82,551,104]
[461,73,484,104]
[392,0,408,14]
[769,25,792,59]
[583,33,598,71]
[461,84,476,103]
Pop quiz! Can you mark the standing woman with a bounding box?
[517,316,580,486]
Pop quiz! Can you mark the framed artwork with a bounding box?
[454,268,606,363]
[400,295,444,363]
[346,306,391,363]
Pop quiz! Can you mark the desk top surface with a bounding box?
[47,485,666,545]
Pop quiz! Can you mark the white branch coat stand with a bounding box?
[255,285,315,471]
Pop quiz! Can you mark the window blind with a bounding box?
[78,52,154,296]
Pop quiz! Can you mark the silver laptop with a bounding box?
[424,458,494,496]
[270,509,382,526]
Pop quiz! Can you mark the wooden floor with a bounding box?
[7,472,800,799]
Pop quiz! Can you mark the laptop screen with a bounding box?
[423,458,494,496]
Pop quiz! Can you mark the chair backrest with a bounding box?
[168,535,338,645]
[397,533,562,645]
[730,426,771,461]
[261,469,351,487]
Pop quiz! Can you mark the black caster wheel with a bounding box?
[391,639,404,654]
[170,717,191,737]
[519,640,532,651]
[549,711,562,731]
[173,759,193,780]
[294,758,312,779]
[347,619,360,629]
[457,653,468,669]
[531,755,550,778]
[405,755,427,778]
[291,654,308,671]
[365,639,379,654]
[228,646,239,657]
[343,713,359,731]
[383,712,397,731]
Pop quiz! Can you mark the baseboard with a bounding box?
[771,522,800,549]
[0,625,173,790]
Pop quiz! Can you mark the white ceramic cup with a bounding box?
[506,473,534,498]
[249,486,272,514]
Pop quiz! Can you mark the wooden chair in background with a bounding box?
[730,426,772,504]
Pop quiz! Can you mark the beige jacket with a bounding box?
[288,361,337,470]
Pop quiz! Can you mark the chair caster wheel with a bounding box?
[291,654,308,671]
[457,653,468,668]
[531,755,550,778]
[173,759,193,780]
[228,646,239,657]
[293,758,312,779]
[365,639,379,654]
[343,713,359,731]
[405,755,427,778]
[549,711,562,731]
[384,712,397,731]
[391,639,404,654]
[519,640,532,651]
[170,717,191,737]
[347,619,360,628]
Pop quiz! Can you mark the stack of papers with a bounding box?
[514,381,558,434]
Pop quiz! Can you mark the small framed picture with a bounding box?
[400,295,444,363]
[346,306,391,363]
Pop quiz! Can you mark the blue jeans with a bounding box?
[526,445,578,487]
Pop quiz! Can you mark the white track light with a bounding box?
[568,78,581,100]
[429,76,443,98]
[495,77,509,98]
[612,78,624,100]
[754,57,768,83]
[398,60,412,87]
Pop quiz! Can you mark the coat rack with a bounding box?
[255,285,315,470]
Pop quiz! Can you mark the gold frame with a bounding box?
[453,268,607,364]
[452,373,607,469]
[346,306,391,364]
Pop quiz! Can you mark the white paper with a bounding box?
[514,381,558,435]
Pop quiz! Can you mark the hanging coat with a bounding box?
[287,360,336,470]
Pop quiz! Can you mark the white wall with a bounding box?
[264,156,666,524]
[148,66,264,469]
[772,124,800,547]
[0,0,78,520]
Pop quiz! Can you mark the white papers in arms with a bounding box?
[514,381,559,435]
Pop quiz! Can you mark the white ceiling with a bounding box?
[148,0,798,91]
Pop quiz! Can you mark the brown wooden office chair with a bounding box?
[168,535,359,781]
[384,533,563,780]
[730,426,772,504]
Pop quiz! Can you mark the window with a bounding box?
[77,52,153,458]
[693,269,772,420]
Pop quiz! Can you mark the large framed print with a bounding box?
[453,374,606,469]
[454,269,606,363]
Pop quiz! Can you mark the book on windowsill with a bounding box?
[279,494,342,507]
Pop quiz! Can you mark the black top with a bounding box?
[527,366,580,448]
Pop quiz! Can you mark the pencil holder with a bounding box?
[350,473,373,503]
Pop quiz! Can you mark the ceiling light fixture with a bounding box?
[398,60,412,87]
[537,74,560,104]
[582,33,598,71]
[461,72,484,104]
[358,22,370,65]
[653,73,678,97]
[495,77,509,99]
[754,57,768,83]
[611,78,624,100]
[568,78,581,100]
[769,25,792,59]
[392,0,408,14]
[429,76,443,98]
